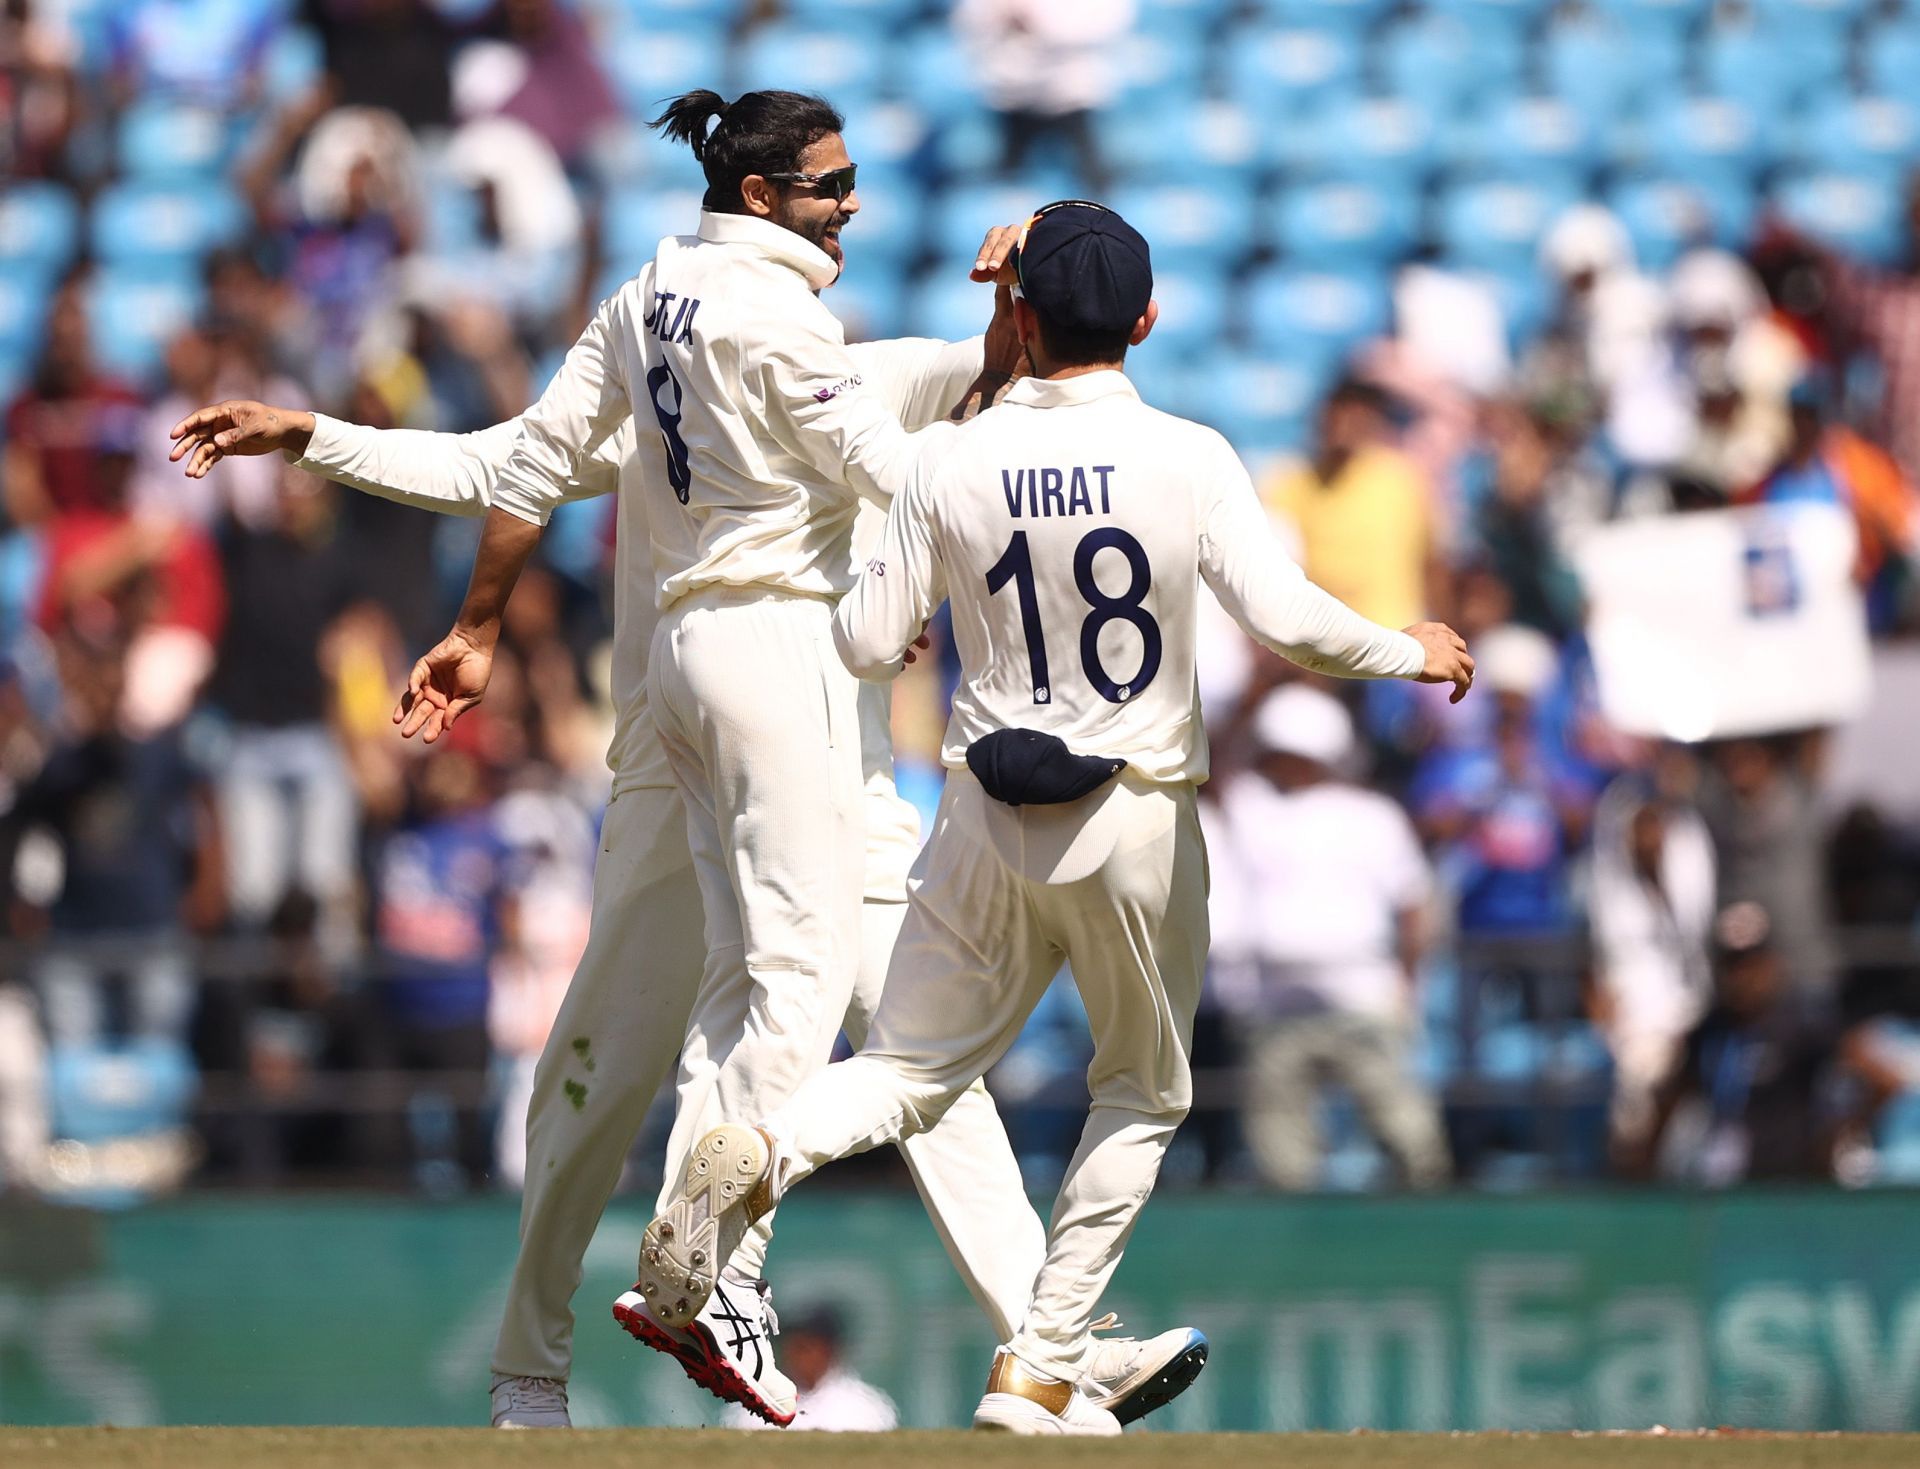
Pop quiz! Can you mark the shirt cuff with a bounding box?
[289,412,356,475]
[1390,629,1426,679]
[491,475,556,527]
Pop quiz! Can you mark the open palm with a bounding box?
[394,628,495,744]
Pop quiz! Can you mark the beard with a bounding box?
[780,201,847,271]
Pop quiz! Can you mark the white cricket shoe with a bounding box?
[614,1275,797,1427]
[1081,1319,1210,1424]
[489,1373,570,1429]
[973,1348,1122,1436]
[635,1123,779,1329]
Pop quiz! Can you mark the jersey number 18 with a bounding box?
[985,528,1162,705]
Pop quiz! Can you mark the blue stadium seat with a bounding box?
[1470,263,1554,349]
[89,181,247,268]
[47,1040,198,1209]
[0,180,82,279]
[1429,0,1552,39]
[734,21,888,101]
[1112,29,1211,113]
[841,100,936,177]
[1250,0,1395,31]
[834,168,922,270]
[904,270,995,344]
[1433,175,1584,271]
[261,23,324,103]
[1788,93,1920,181]
[1700,22,1848,113]
[423,177,483,254]
[1108,181,1258,271]
[1102,98,1262,187]
[1183,349,1333,460]
[1751,0,1865,39]
[1222,25,1364,116]
[1451,96,1602,181]
[822,271,908,343]
[1138,0,1239,26]
[87,270,206,385]
[894,25,979,122]
[602,0,743,25]
[0,273,48,363]
[1864,25,1920,101]
[1265,178,1419,268]
[601,185,706,266]
[781,0,921,25]
[1588,0,1704,41]
[926,178,1077,269]
[1629,95,1771,182]
[1541,17,1686,127]
[1773,170,1905,267]
[604,25,730,132]
[1607,175,1757,270]
[118,101,233,180]
[1138,267,1233,357]
[1271,93,1437,185]
[1244,266,1393,369]
[1377,12,1525,119]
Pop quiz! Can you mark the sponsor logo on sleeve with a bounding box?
[813,374,863,403]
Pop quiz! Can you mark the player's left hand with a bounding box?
[902,632,932,666]
[1404,621,1475,704]
[395,626,495,744]
[971,224,1024,284]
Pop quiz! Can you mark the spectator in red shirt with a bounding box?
[3,281,146,528]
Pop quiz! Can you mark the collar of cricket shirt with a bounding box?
[1005,370,1142,410]
[697,210,841,291]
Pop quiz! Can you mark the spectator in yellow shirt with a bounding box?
[1260,378,1441,631]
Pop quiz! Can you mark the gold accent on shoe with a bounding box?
[743,1127,782,1220]
[984,1351,1074,1416]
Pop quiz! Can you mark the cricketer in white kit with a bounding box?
[637,201,1476,1435]
[167,92,1206,1429]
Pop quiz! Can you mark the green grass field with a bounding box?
[5,1430,1919,1469]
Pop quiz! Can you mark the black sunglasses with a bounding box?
[765,165,858,203]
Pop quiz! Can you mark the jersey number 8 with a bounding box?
[985,528,1162,705]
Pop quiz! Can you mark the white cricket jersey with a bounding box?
[490,210,960,608]
[834,370,1426,785]
[292,330,983,809]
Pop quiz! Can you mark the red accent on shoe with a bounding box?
[612,1296,796,1428]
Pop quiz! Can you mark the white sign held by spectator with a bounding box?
[1575,503,1871,741]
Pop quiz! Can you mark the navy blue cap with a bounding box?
[1015,201,1153,336]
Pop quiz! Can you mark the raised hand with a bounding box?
[1403,622,1476,704]
[394,627,495,744]
[971,223,1026,284]
[168,401,315,479]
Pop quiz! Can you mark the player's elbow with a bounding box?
[831,611,905,683]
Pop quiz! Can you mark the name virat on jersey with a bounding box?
[1000,465,1116,519]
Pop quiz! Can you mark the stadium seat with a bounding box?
[1108,181,1258,271]
[118,100,233,180]
[1111,29,1211,113]
[780,0,921,26]
[1270,93,1437,185]
[1772,170,1905,267]
[894,25,979,123]
[1138,0,1238,25]
[0,180,82,279]
[89,181,248,269]
[1451,95,1602,182]
[1265,178,1418,268]
[86,269,207,385]
[1136,267,1233,357]
[1428,0,1551,40]
[1433,175,1584,272]
[1590,0,1708,35]
[1540,16,1686,128]
[601,0,743,25]
[602,185,707,266]
[1788,93,1920,182]
[1102,98,1262,188]
[822,271,908,343]
[46,1040,198,1209]
[603,24,730,135]
[734,21,888,101]
[1606,176,1755,271]
[1248,0,1394,32]
[1700,21,1848,113]
[260,23,323,103]
[904,269,996,346]
[1376,12,1525,120]
[0,272,48,363]
[926,177,1078,270]
[1244,267,1393,370]
[1750,0,1865,39]
[1627,95,1771,183]
[1222,25,1364,116]
[1864,24,1920,101]
[833,168,923,270]
[1182,348,1333,460]
[841,100,937,178]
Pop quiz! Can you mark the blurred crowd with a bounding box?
[2,0,1920,1203]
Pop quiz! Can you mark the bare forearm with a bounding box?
[454,508,543,644]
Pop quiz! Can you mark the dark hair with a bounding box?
[1323,375,1393,418]
[1034,316,1133,369]
[651,89,845,215]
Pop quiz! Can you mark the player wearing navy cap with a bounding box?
[636,201,1475,1434]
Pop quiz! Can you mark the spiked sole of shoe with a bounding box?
[1112,1339,1209,1426]
[634,1124,770,1329]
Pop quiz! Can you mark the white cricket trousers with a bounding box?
[490,774,1045,1383]
[766,767,1210,1382]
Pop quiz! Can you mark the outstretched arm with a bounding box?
[1198,439,1474,699]
[833,478,947,681]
